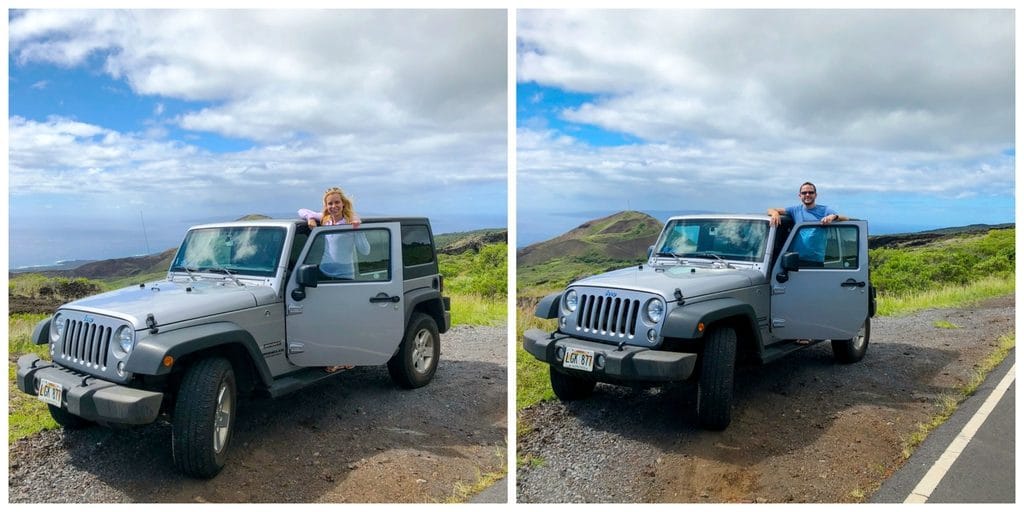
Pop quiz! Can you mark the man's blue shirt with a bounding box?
[786,204,838,262]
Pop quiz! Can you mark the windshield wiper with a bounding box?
[654,251,684,264]
[200,266,244,286]
[673,252,735,268]
[170,265,199,282]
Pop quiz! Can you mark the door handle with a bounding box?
[369,293,401,303]
[841,279,866,288]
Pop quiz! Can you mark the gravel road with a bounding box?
[8,324,507,503]
[517,295,1014,503]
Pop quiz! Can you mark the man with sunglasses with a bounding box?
[767,181,846,227]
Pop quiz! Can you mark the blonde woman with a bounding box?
[298,186,362,228]
[298,187,370,373]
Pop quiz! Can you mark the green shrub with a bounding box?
[870,229,1014,296]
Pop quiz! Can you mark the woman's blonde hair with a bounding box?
[321,187,355,225]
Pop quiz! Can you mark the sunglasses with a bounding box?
[799,191,816,195]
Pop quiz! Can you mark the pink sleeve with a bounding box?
[298,208,323,221]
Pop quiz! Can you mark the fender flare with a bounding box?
[661,298,761,343]
[534,292,563,320]
[404,287,449,333]
[32,318,52,345]
[125,322,272,386]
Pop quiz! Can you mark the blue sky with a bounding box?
[7,9,507,268]
[516,10,1015,247]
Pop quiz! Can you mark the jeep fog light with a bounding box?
[595,353,606,370]
[51,313,65,342]
[647,329,658,343]
[556,346,565,362]
[564,289,578,312]
[115,326,135,355]
[644,298,665,324]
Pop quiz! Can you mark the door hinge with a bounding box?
[772,285,786,295]
[772,318,786,328]
[288,342,305,354]
[287,303,303,315]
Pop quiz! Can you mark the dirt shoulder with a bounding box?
[517,295,1014,503]
[8,324,507,503]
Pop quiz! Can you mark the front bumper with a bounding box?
[523,328,697,382]
[16,355,163,425]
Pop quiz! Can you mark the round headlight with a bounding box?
[564,289,578,312]
[116,326,135,355]
[51,313,65,342]
[645,298,666,324]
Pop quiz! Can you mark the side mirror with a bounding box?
[646,245,654,259]
[296,264,320,288]
[781,252,801,272]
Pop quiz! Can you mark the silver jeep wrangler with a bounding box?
[524,214,875,430]
[17,217,450,478]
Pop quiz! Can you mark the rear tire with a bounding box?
[48,404,92,430]
[832,317,870,364]
[388,313,440,389]
[172,357,236,479]
[697,326,737,430]
[549,367,596,401]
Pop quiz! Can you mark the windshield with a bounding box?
[169,226,286,278]
[655,218,769,263]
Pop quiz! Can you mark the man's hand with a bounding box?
[820,213,839,224]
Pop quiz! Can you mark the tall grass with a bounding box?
[8,313,57,443]
[449,292,506,327]
[877,275,1014,317]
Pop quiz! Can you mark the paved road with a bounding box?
[872,348,1015,503]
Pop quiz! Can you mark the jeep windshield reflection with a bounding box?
[654,218,769,263]
[170,226,286,278]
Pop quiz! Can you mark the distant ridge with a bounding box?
[869,222,1014,249]
[517,211,662,268]
[436,228,507,255]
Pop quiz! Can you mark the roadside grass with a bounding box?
[901,332,1015,459]
[932,320,959,329]
[445,469,507,503]
[449,292,506,327]
[8,313,58,443]
[443,446,506,503]
[876,275,1014,317]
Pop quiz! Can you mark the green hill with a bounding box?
[517,211,662,293]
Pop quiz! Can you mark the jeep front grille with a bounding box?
[576,294,640,338]
[50,311,131,381]
[59,319,112,370]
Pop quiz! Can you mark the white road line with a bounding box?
[904,363,1016,503]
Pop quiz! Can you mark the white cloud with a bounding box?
[10,10,507,144]
[516,10,1014,229]
[518,10,1013,152]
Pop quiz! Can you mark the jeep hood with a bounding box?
[59,280,278,330]
[573,264,763,299]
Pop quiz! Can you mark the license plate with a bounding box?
[563,347,595,372]
[38,378,62,407]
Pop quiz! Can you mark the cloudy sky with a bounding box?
[516,10,1015,246]
[7,9,507,268]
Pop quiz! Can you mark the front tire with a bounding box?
[48,404,92,430]
[388,313,440,389]
[697,326,737,431]
[832,317,870,364]
[172,357,237,479]
[549,367,596,401]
